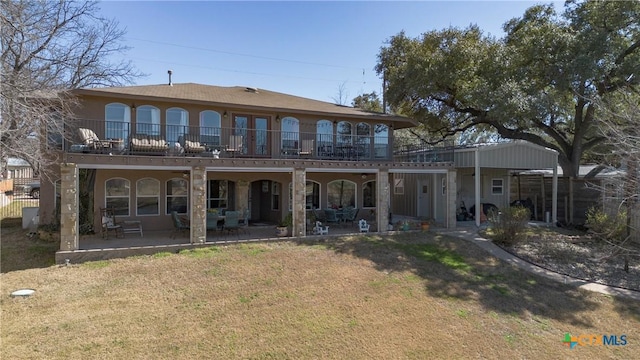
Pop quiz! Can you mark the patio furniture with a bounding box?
[223,210,241,238]
[226,135,243,157]
[358,219,370,233]
[78,128,112,153]
[342,207,359,225]
[179,134,206,155]
[299,139,314,156]
[130,133,170,155]
[121,220,143,237]
[100,208,123,239]
[324,208,340,224]
[238,209,250,234]
[313,221,329,235]
[171,211,190,238]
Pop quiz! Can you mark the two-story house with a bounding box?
[44,83,458,263]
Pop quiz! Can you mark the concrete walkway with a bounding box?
[435,227,640,302]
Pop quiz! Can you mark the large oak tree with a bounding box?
[376,1,640,222]
[1,0,141,179]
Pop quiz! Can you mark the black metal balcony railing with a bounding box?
[61,119,453,163]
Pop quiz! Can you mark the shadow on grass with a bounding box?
[1,222,57,273]
[299,231,620,328]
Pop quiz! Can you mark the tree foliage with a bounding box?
[376,0,640,179]
[1,0,141,179]
[351,92,383,112]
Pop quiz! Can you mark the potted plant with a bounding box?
[420,217,434,231]
[276,212,292,237]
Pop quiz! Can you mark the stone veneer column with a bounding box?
[292,168,306,237]
[190,166,206,244]
[236,179,249,221]
[377,170,389,232]
[60,163,79,251]
[446,169,457,229]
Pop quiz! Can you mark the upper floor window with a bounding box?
[136,178,160,216]
[105,103,131,140]
[105,178,130,216]
[356,122,371,157]
[374,124,389,159]
[336,121,352,146]
[316,120,333,155]
[166,107,188,145]
[200,110,221,145]
[136,105,160,135]
[281,117,299,151]
[166,178,188,215]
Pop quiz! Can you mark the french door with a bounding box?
[233,115,269,156]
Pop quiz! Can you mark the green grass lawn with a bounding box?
[1,230,638,359]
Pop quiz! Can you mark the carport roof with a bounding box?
[453,141,558,170]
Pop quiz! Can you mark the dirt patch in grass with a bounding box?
[2,233,638,359]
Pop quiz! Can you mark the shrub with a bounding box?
[489,206,530,245]
[585,207,627,244]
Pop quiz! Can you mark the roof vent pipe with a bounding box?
[168,70,173,86]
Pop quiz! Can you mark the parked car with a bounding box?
[23,181,40,199]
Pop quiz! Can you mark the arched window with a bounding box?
[200,110,221,145]
[281,117,299,152]
[374,124,389,159]
[105,103,131,141]
[316,120,333,157]
[136,178,160,216]
[356,122,371,158]
[327,180,356,208]
[136,105,160,135]
[105,178,130,216]
[362,180,376,208]
[166,107,188,145]
[166,178,188,215]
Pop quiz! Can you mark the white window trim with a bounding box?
[105,177,130,217]
[394,178,405,195]
[491,178,504,195]
[166,178,189,215]
[136,178,160,216]
[327,179,357,208]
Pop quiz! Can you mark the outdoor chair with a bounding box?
[171,211,190,238]
[223,210,241,238]
[238,208,250,234]
[299,139,314,156]
[78,128,112,153]
[343,207,359,225]
[227,135,243,157]
[358,219,370,233]
[180,134,206,155]
[100,208,123,239]
[324,208,340,224]
[313,221,329,235]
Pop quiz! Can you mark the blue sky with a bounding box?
[99,1,556,103]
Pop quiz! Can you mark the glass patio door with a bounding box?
[233,115,269,156]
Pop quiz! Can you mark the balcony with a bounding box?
[59,119,453,164]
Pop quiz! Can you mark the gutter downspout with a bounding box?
[475,148,481,227]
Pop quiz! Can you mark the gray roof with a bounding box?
[74,83,416,127]
[6,158,30,167]
[453,141,558,170]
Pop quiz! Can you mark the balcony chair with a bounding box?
[171,211,190,239]
[130,133,170,155]
[299,139,314,156]
[78,128,112,153]
[226,135,243,157]
[180,134,206,155]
